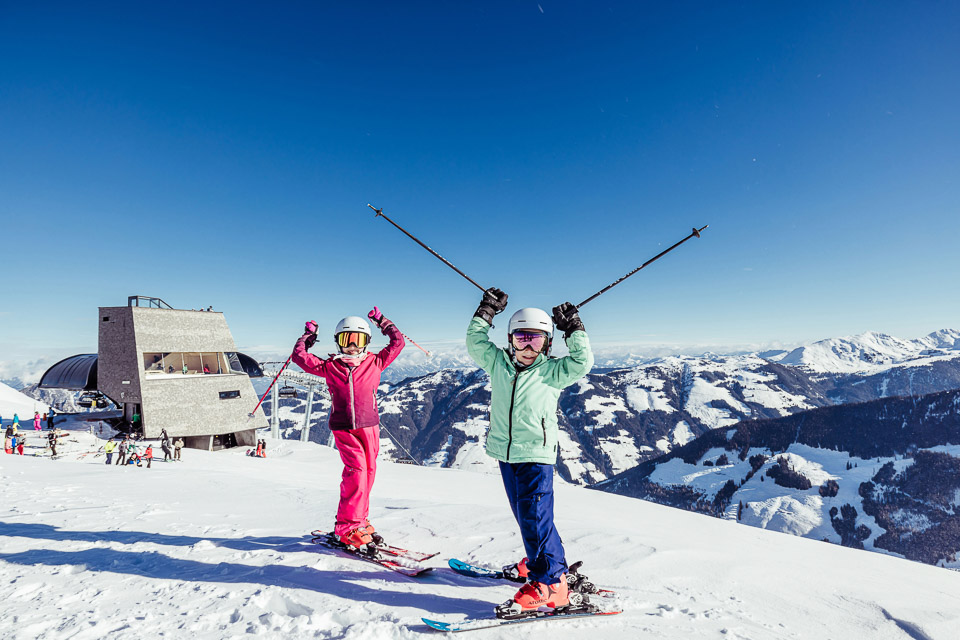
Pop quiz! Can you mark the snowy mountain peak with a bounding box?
[778,329,960,374]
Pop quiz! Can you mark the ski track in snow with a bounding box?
[1,420,959,639]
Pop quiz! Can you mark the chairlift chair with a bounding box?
[278,384,298,400]
[78,391,104,409]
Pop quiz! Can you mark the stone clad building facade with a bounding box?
[41,297,267,450]
[96,304,266,448]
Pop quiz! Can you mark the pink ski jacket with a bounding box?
[292,320,405,431]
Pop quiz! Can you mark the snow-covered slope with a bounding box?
[599,388,960,568]
[2,424,959,639]
[0,380,49,422]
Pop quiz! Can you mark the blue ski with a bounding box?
[447,558,617,597]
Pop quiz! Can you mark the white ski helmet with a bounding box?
[507,307,554,357]
[334,316,372,353]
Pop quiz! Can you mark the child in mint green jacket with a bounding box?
[466,288,594,617]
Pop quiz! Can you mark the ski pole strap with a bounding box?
[577,225,708,308]
[368,204,486,293]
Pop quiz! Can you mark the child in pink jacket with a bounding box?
[292,307,405,548]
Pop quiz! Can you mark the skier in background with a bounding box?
[9,426,20,455]
[144,444,153,469]
[161,429,173,461]
[33,412,41,431]
[174,437,184,461]
[116,437,128,465]
[466,288,594,617]
[48,429,58,458]
[104,439,116,464]
[292,306,405,549]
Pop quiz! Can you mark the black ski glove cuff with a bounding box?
[474,287,508,325]
[302,332,318,350]
[552,302,585,339]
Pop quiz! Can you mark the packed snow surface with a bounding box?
[1,422,959,639]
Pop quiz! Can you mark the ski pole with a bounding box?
[368,204,486,293]
[576,225,709,308]
[397,329,431,357]
[250,354,293,417]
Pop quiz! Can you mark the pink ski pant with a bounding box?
[332,425,380,536]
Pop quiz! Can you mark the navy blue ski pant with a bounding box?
[498,461,566,585]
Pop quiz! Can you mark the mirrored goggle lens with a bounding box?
[511,331,548,351]
[337,332,369,348]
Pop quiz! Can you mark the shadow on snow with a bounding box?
[0,521,487,615]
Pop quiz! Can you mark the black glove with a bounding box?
[552,302,585,338]
[474,287,508,325]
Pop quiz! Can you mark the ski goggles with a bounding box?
[336,332,370,349]
[511,330,549,352]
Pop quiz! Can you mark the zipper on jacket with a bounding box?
[347,368,356,428]
[506,371,520,461]
[541,417,546,446]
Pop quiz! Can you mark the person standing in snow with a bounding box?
[104,439,117,464]
[46,410,54,430]
[16,436,24,455]
[34,412,41,431]
[466,288,594,617]
[174,437,184,461]
[161,429,172,461]
[4,433,12,454]
[13,414,20,427]
[116,437,128,465]
[144,444,153,468]
[291,307,405,549]
[48,430,58,458]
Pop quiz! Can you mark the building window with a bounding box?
[219,390,240,400]
[143,352,241,377]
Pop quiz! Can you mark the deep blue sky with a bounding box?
[2,1,958,364]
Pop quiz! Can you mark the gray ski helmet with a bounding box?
[507,307,554,357]
[334,316,372,353]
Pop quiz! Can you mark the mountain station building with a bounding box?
[40,296,267,450]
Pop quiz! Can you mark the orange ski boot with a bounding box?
[359,522,384,545]
[496,575,585,618]
[338,527,374,549]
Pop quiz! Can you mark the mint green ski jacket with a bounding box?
[466,316,594,464]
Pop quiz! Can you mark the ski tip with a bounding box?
[421,618,452,631]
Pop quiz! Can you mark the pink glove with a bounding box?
[303,321,318,349]
[367,307,384,327]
